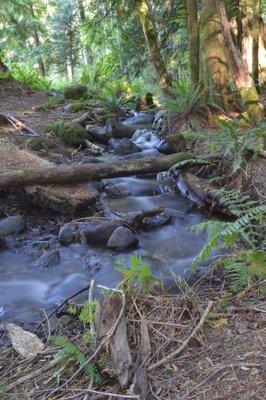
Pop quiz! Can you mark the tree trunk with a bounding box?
[252,0,260,90]
[0,152,195,188]
[186,0,200,86]
[136,0,172,92]
[217,0,264,123]
[67,28,74,80]
[241,0,253,74]
[30,4,46,76]
[199,0,233,112]
[77,0,92,65]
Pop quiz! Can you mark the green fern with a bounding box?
[191,190,266,290]
[116,254,155,292]
[206,119,266,172]
[52,336,102,383]
[168,158,213,175]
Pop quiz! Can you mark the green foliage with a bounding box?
[191,189,266,291]
[116,254,156,292]
[11,65,51,90]
[38,96,63,110]
[68,300,97,324]
[44,120,86,145]
[168,158,212,175]
[52,336,102,383]
[207,119,266,172]
[160,79,201,115]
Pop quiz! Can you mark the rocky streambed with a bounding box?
[0,111,211,327]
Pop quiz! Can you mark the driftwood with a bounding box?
[176,171,233,215]
[95,294,132,387]
[5,114,39,136]
[0,152,195,188]
[85,139,104,156]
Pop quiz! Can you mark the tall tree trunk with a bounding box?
[217,0,264,123]
[136,0,172,92]
[77,0,92,65]
[30,4,46,76]
[186,0,200,86]
[241,0,253,73]
[252,0,260,90]
[199,0,233,112]
[67,28,74,80]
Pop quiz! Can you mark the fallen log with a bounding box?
[0,152,195,188]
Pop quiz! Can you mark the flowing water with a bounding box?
[0,114,209,325]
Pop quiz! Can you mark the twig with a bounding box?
[46,287,126,398]
[5,358,59,392]
[35,283,91,331]
[64,389,140,399]
[147,300,214,371]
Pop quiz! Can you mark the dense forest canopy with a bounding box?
[0,0,264,118]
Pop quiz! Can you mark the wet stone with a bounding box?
[81,220,122,246]
[107,226,139,251]
[59,223,80,245]
[32,249,60,268]
[140,213,172,231]
[0,216,25,237]
[104,183,130,198]
[113,138,142,156]
[82,252,101,273]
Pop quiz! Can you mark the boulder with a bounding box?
[64,85,87,100]
[86,125,111,144]
[114,138,142,156]
[59,222,80,245]
[140,213,172,231]
[104,183,130,198]
[0,215,25,237]
[107,227,139,250]
[106,121,137,139]
[81,220,122,246]
[157,133,186,154]
[32,249,60,268]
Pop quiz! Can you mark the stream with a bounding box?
[0,113,209,327]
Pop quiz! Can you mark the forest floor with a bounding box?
[0,81,265,400]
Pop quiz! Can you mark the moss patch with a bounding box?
[44,120,86,145]
[64,85,88,100]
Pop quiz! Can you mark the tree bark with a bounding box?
[199,0,233,112]
[217,0,264,123]
[0,152,195,188]
[186,0,200,86]
[30,4,46,76]
[136,0,172,92]
[77,0,92,65]
[252,0,260,90]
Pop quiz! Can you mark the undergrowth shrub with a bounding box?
[10,65,51,90]
[116,253,155,292]
[52,336,102,383]
[206,119,266,172]
[191,189,266,291]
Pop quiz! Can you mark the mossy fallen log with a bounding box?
[0,152,195,188]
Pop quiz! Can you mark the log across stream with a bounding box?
[0,114,213,327]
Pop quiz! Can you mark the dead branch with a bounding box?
[147,300,214,371]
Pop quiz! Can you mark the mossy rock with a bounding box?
[27,137,43,150]
[64,85,88,100]
[44,120,86,145]
[68,100,91,112]
[157,133,187,154]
